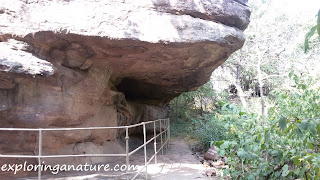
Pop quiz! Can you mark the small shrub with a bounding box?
[192,114,229,149]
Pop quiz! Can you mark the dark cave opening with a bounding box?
[115,77,177,105]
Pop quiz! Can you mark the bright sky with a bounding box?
[272,0,318,14]
[250,0,320,15]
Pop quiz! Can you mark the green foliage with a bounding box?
[304,25,318,53]
[169,82,227,120]
[170,113,230,149]
[169,92,235,149]
[215,72,320,179]
[170,71,320,179]
[304,9,320,52]
[191,114,229,149]
[170,118,193,138]
[269,71,320,119]
[318,9,320,36]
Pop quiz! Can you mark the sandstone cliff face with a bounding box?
[0,0,250,173]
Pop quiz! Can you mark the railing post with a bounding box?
[153,121,157,164]
[38,129,42,180]
[168,118,170,145]
[164,120,167,154]
[159,120,163,155]
[167,119,169,152]
[143,122,147,180]
[125,127,129,180]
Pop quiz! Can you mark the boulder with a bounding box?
[204,145,219,161]
[0,0,250,177]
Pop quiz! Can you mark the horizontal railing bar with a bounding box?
[0,118,170,180]
[144,127,168,147]
[126,123,143,128]
[131,137,169,180]
[131,171,141,179]
[128,127,169,156]
[0,118,170,131]
[146,127,169,145]
[155,127,168,138]
[154,138,169,157]
[143,119,164,124]
[0,154,126,158]
[131,163,146,180]
[147,154,156,165]
[156,139,169,155]
[0,155,38,158]
[129,144,145,156]
[43,154,127,158]
[132,155,154,179]
[154,137,169,161]
[0,127,124,131]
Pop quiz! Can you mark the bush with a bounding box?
[191,114,229,149]
[216,72,320,179]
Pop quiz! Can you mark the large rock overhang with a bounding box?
[0,0,250,174]
[0,0,250,105]
[0,0,250,172]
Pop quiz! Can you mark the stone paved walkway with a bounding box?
[18,139,210,180]
[145,140,209,180]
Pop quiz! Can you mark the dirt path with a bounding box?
[145,139,209,180]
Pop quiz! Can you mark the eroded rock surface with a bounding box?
[0,0,250,177]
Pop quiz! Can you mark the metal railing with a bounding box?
[0,118,170,180]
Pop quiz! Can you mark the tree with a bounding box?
[169,82,218,120]
[304,9,320,52]
[211,0,320,121]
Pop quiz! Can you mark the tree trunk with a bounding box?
[200,97,203,116]
[235,64,248,110]
[257,57,265,122]
[175,96,178,118]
